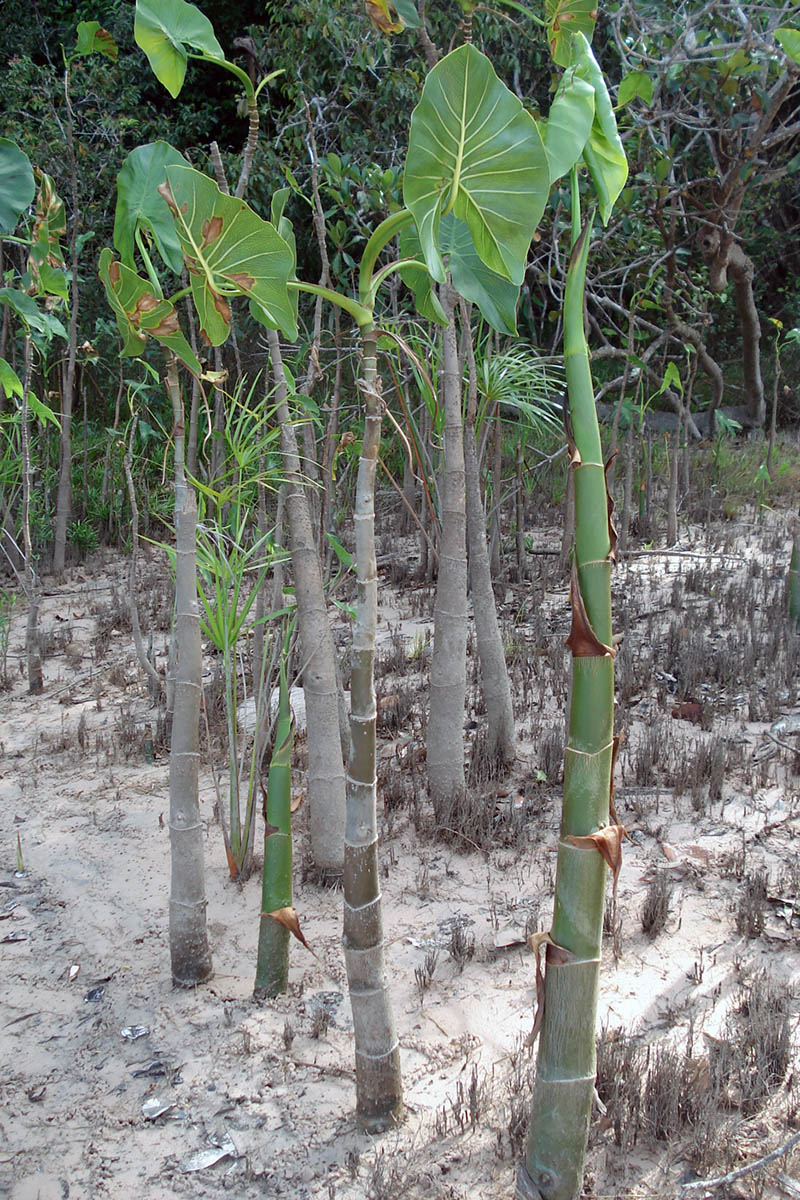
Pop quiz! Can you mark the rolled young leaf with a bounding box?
[572,33,628,225]
[543,70,595,185]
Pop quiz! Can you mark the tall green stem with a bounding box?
[519,204,615,1200]
[254,657,293,998]
[342,322,403,1130]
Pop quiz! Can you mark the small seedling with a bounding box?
[641,871,673,938]
[15,833,26,875]
[448,924,476,973]
[414,947,438,1002]
[735,869,768,939]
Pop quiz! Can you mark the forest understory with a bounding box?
[1,467,800,1200]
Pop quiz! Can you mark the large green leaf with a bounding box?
[98,247,201,373]
[0,139,35,236]
[160,165,297,343]
[543,69,595,184]
[134,0,224,98]
[573,33,628,225]
[75,20,118,60]
[545,0,597,68]
[404,44,549,286]
[114,142,191,274]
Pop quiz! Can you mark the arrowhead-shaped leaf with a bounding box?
[134,0,224,98]
[618,70,653,107]
[160,165,297,344]
[545,0,598,67]
[75,21,118,60]
[404,44,549,286]
[0,139,35,236]
[98,247,201,373]
[114,142,191,274]
[572,33,628,225]
[543,69,595,184]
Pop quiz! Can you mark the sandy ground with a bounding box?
[2,521,800,1200]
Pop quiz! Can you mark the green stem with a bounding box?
[288,281,372,328]
[254,655,293,998]
[521,191,614,1200]
[342,321,403,1130]
[358,209,414,305]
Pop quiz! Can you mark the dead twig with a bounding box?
[676,1128,800,1197]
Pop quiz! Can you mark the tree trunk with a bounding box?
[165,354,213,988]
[462,315,515,769]
[699,227,765,426]
[427,287,468,804]
[20,337,42,694]
[52,65,81,576]
[343,325,403,1130]
[266,329,346,878]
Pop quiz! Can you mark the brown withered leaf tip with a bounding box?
[134,293,160,318]
[201,216,224,247]
[565,561,615,658]
[229,272,256,292]
[265,906,316,956]
[604,452,619,562]
[211,291,231,324]
[525,931,574,1047]
[156,182,176,213]
[150,312,180,338]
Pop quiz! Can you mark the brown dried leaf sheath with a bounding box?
[566,824,625,882]
[265,906,315,956]
[609,734,621,825]
[525,932,574,1046]
[605,453,618,563]
[565,561,615,658]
